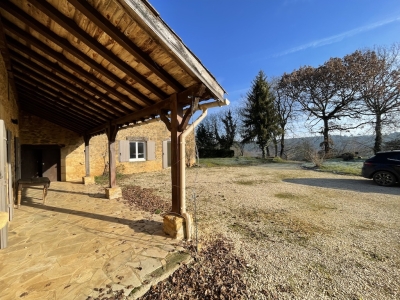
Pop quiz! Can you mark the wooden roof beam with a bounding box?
[20,101,86,133]
[119,0,226,101]
[17,93,100,131]
[85,97,171,136]
[0,2,150,109]
[9,48,122,117]
[18,93,93,128]
[68,0,185,93]
[11,58,115,120]
[4,31,136,113]
[15,80,102,126]
[17,89,99,129]
[28,0,167,100]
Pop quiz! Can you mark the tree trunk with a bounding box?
[274,137,278,157]
[280,133,285,158]
[374,114,383,154]
[323,118,330,155]
[266,146,270,157]
[261,145,266,159]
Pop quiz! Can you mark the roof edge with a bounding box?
[117,0,227,101]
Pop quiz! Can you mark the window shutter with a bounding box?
[162,140,168,168]
[15,137,21,180]
[147,141,156,161]
[6,130,13,221]
[119,140,130,162]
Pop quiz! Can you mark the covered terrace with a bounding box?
[0,0,227,239]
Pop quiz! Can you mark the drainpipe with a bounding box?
[179,99,229,240]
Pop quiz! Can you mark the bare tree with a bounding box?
[280,55,364,155]
[355,44,400,153]
[270,77,298,158]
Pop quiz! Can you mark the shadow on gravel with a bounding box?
[284,178,400,196]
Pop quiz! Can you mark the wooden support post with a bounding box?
[170,94,183,213]
[106,124,118,188]
[84,135,91,177]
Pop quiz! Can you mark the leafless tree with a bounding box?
[280,55,365,155]
[355,44,400,153]
[270,77,299,158]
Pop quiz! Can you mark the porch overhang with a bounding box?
[0,0,227,135]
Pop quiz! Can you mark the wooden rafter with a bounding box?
[28,0,167,100]
[67,0,185,93]
[15,78,105,124]
[17,82,101,127]
[19,98,90,132]
[11,60,114,120]
[20,103,86,133]
[0,2,150,109]
[7,37,134,113]
[0,0,227,146]
[9,48,122,116]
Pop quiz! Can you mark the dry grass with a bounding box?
[120,163,400,299]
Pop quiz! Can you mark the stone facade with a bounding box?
[1,49,196,183]
[0,52,19,204]
[19,111,197,182]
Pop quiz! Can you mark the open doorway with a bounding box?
[21,145,61,181]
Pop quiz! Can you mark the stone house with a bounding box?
[19,112,195,182]
[0,0,228,245]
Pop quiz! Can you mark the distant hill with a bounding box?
[235,132,400,160]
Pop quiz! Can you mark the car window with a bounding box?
[381,152,400,161]
[392,154,400,161]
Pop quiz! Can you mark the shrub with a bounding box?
[341,152,354,161]
[198,149,234,158]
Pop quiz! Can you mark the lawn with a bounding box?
[302,158,364,176]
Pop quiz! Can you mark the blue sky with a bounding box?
[150,0,400,105]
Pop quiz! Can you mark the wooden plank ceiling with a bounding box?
[0,0,226,135]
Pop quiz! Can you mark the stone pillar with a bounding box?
[82,135,95,185]
[105,124,121,199]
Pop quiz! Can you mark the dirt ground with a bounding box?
[120,163,400,300]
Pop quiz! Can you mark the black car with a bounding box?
[362,150,400,186]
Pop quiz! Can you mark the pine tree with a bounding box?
[196,122,217,150]
[241,71,279,158]
[215,110,237,150]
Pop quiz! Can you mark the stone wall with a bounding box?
[19,112,83,181]
[2,109,197,184]
[0,52,19,196]
[19,113,197,181]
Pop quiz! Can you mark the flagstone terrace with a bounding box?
[0,182,190,300]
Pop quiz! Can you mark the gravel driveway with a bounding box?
[123,163,400,299]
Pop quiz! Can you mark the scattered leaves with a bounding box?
[138,238,249,299]
[121,186,171,214]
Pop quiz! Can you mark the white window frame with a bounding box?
[129,141,146,162]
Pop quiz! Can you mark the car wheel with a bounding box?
[373,171,397,186]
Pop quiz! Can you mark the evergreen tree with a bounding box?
[215,110,237,150]
[196,122,217,150]
[241,71,279,158]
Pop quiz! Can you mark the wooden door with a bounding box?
[21,147,41,179]
[42,148,60,181]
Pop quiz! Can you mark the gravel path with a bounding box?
[122,163,400,299]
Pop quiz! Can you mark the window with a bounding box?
[119,140,156,162]
[129,141,146,161]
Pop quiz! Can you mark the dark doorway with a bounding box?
[21,145,61,181]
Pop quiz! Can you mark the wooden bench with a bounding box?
[17,177,51,208]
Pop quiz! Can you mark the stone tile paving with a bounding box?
[0,182,188,299]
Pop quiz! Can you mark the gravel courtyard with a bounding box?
[122,162,400,299]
